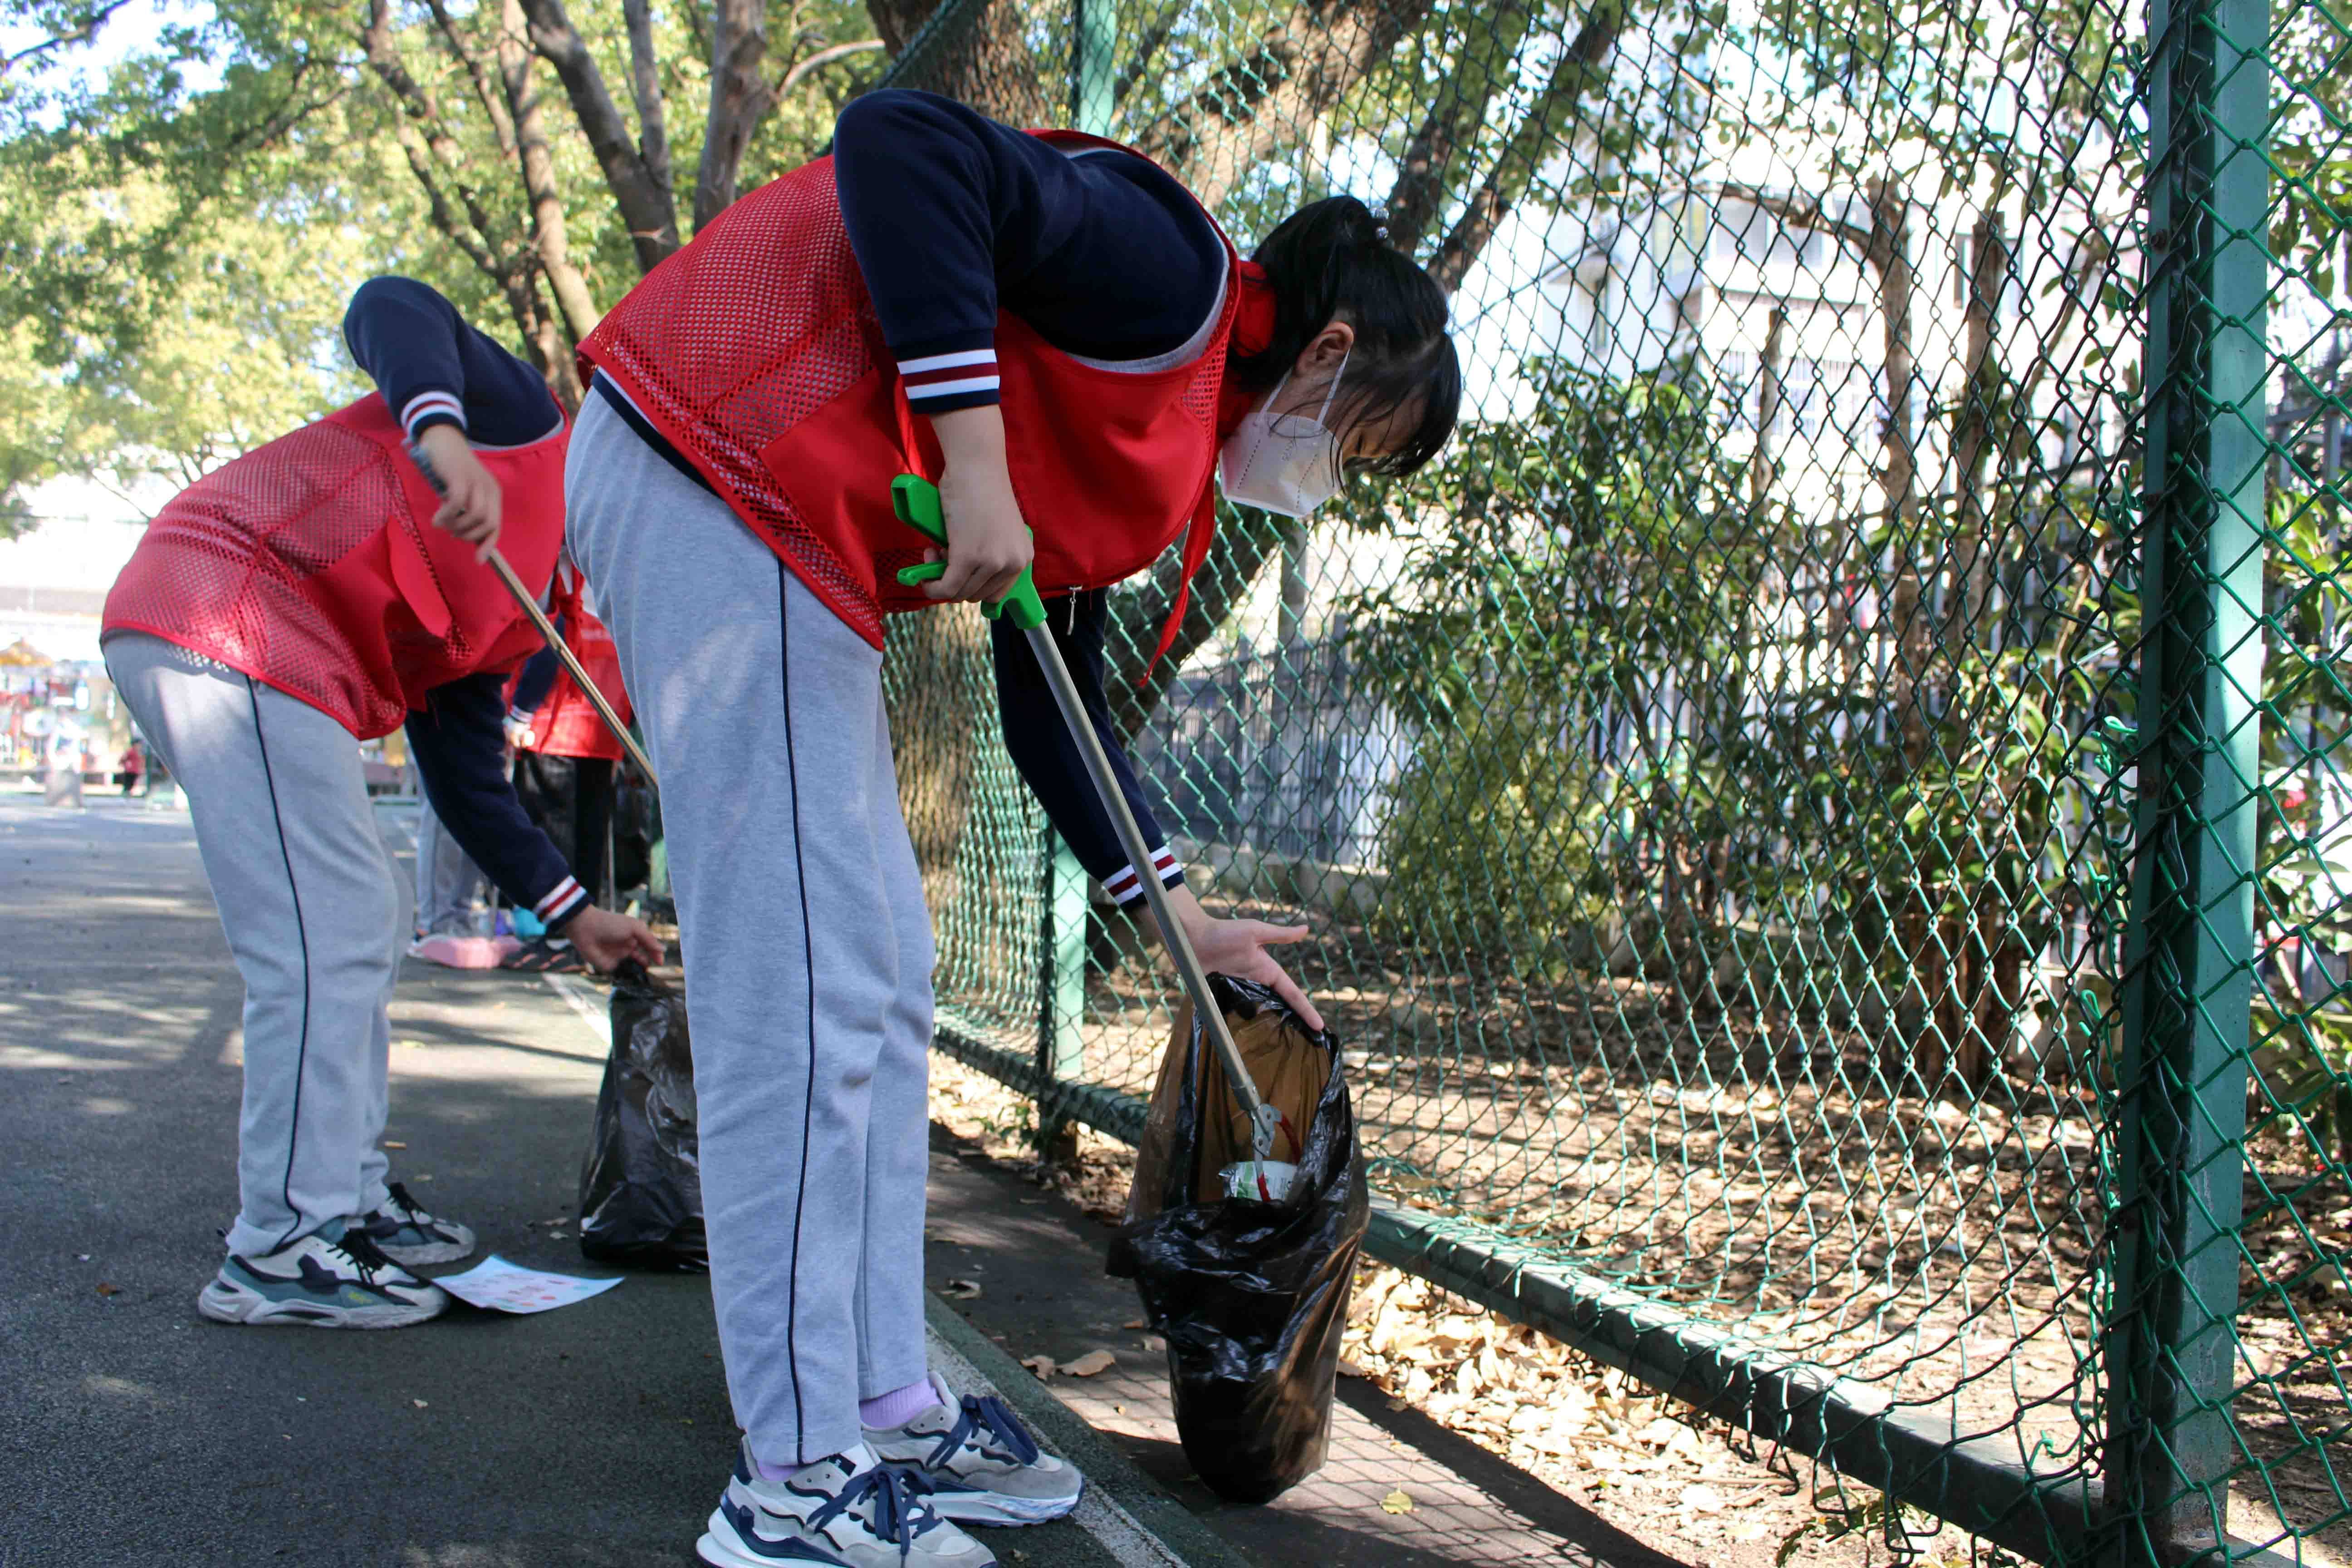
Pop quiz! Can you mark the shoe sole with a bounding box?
[373,1235,475,1267]
[197,1277,446,1330]
[928,1473,1085,1527]
[696,1509,999,1568]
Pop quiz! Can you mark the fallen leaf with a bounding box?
[942,1279,983,1301]
[412,1399,428,1409]
[1338,1358,1369,1379]
[415,1174,434,1182]
[76,1254,90,1262]
[1679,1484,1725,1514]
[94,1282,119,1297]
[1729,1522,1769,1542]
[382,1141,407,1150]
[548,1232,569,1240]
[1021,1354,1057,1379]
[1380,1489,1414,1514]
[1063,1349,1116,1377]
[542,1217,568,1227]
[1122,1318,1147,1331]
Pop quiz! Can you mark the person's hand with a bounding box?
[561,905,665,971]
[503,711,536,751]
[925,405,1034,605]
[1148,882,1324,1030]
[415,423,503,561]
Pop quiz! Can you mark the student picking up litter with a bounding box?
[566,89,1460,1568]
[100,277,664,1332]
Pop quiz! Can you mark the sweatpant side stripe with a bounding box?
[246,676,315,1252]
[778,561,821,1461]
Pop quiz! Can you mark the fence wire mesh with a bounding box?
[867,0,2352,1557]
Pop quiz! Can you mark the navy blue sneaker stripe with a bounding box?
[719,1499,851,1564]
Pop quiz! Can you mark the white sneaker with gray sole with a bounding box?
[863,1374,1084,1526]
[695,1440,997,1568]
[196,1221,448,1329]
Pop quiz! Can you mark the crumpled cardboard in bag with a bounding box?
[1110,975,1367,1504]
[1128,980,1331,1210]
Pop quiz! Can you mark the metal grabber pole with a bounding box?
[407,443,659,788]
[889,474,1284,1171]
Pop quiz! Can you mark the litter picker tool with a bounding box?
[408,443,659,788]
[891,473,1285,1176]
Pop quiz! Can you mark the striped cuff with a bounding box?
[535,876,588,931]
[506,707,536,727]
[1102,847,1182,907]
[400,390,466,440]
[899,348,1000,415]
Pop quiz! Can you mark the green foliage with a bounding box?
[1347,359,1774,974]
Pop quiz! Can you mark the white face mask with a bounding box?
[1218,352,1350,518]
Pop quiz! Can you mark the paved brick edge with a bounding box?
[922,1292,1264,1568]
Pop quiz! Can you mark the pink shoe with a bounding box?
[407,933,524,970]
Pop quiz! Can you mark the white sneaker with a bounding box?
[196,1222,449,1329]
[864,1374,1084,1526]
[695,1440,996,1568]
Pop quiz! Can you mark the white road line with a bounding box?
[542,972,612,1048]
[921,1324,1188,1568]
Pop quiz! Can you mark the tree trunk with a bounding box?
[1867,173,1923,769]
[1945,208,2006,654]
[1137,0,1439,209]
[865,0,1058,123]
[1748,304,1786,510]
[515,0,682,271]
[697,0,775,231]
[499,0,597,391]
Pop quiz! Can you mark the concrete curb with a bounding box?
[924,1293,1264,1568]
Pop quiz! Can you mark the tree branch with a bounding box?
[776,38,883,98]
[0,0,132,78]
[1429,0,1627,292]
[514,0,681,270]
[1382,2,1532,254]
[498,0,597,390]
[363,0,514,266]
[622,0,674,216]
[423,0,518,156]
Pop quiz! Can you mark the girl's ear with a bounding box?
[1296,320,1355,377]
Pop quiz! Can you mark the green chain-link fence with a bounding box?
[863,0,2351,1558]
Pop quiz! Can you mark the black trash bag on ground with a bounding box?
[1107,975,1367,1504]
[578,960,706,1269]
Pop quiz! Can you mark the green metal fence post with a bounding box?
[1037,831,1088,1160]
[1070,0,1112,136]
[2109,0,2270,1553]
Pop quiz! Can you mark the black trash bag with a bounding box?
[578,960,706,1270]
[1107,975,1368,1504]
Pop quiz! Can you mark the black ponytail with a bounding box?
[1233,195,1462,479]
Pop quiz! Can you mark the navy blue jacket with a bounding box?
[839,91,1225,905]
[343,276,588,931]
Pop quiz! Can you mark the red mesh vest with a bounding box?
[578,131,1250,651]
[520,566,633,761]
[103,394,568,740]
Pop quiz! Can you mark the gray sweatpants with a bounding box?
[565,394,935,1467]
[103,633,405,1257]
[414,794,488,938]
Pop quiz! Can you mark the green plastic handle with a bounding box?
[891,473,1046,630]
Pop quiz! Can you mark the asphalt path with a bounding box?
[0,792,1189,1568]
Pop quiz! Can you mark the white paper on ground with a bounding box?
[434,1254,622,1314]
